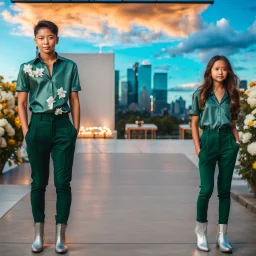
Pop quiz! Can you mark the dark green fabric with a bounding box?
[189,90,237,130]
[197,128,239,224]
[16,52,81,113]
[25,113,77,224]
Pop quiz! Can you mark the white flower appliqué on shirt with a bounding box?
[57,87,67,99]
[23,64,44,78]
[46,87,67,113]
[46,96,56,110]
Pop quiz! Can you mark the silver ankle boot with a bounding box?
[31,222,44,253]
[195,221,210,252]
[216,224,232,253]
[55,224,68,254]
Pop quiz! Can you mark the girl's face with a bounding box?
[210,60,228,83]
[34,28,58,55]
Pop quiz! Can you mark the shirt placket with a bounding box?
[212,94,221,131]
[41,60,57,102]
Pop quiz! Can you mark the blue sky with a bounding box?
[0,0,255,104]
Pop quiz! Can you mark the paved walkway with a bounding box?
[0,140,255,255]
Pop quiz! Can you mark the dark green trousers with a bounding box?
[25,113,77,224]
[197,127,239,224]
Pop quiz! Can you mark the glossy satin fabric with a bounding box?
[189,90,237,130]
[16,52,81,113]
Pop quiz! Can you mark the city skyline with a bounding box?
[0,0,255,106]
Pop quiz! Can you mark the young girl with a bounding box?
[16,20,81,254]
[190,56,240,253]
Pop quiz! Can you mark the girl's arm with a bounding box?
[69,92,80,132]
[17,92,29,137]
[231,120,240,143]
[191,115,201,156]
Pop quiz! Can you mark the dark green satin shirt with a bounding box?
[189,90,237,129]
[16,52,81,113]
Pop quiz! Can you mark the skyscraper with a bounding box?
[115,70,120,107]
[138,64,151,110]
[153,73,168,114]
[121,81,128,106]
[127,63,139,105]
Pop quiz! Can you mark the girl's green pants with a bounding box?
[197,127,239,224]
[26,113,77,224]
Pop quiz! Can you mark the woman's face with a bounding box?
[210,60,228,83]
[34,28,58,55]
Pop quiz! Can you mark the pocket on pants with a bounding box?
[198,133,208,158]
[25,122,32,141]
[229,134,239,151]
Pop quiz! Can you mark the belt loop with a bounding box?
[40,113,43,121]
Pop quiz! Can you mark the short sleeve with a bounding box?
[71,64,81,92]
[189,90,200,116]
[16,64,30,92]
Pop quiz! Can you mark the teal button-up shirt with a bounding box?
[189,90,237,130]
[16,52,81,113]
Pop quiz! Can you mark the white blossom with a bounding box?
[0,119,8,127]
[23,64,32,73]
[0,137,7,148]
[247,97,256,108]
[249,90,256,98]
[57,87,67,99]
[46,96,56,110]
[247,142,256,156]
[242,132,252,144]
[243,125,249,130]
[55,108,63,115]
[238,132,244,140]
[4,123,15,136]
[33,68,44,78]
[0,127,5,136]
[252,109,256,115]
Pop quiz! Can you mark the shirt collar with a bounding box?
[32,52,65,64]
[210,90,228,104]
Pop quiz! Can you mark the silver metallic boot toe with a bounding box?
[31,222,44,253]
[195,221,210,252]
[55,224,68,254]
[216,224,232,253]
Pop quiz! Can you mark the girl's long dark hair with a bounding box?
[198,55,240,116]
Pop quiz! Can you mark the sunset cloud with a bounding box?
[1,3,209,45]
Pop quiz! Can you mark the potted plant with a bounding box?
[0,76,24,174]
[237,80,256,197]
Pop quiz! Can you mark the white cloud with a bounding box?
[141,59,151,65]
[155,18,256,62]
[179,82,200,88]
[169,82,200,91]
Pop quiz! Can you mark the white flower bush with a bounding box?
[238,80,256,197]
[0,76,24,171]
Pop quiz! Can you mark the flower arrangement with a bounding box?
[0,75,24,174]
[237,80,256,197]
